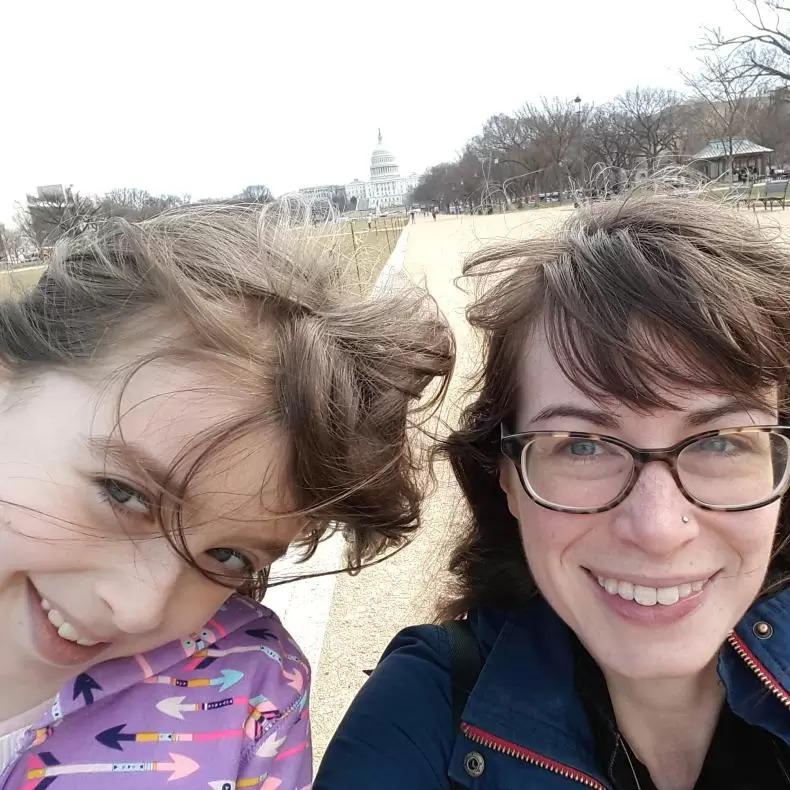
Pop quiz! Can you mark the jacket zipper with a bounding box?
[460,722,606,789]
[459,631,789,788]
[727,631,790,707]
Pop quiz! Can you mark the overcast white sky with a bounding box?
[1,0,748,224]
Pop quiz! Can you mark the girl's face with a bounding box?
[499,331,780,681]
[0,351,300,700]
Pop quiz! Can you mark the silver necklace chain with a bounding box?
[619,735,643,790]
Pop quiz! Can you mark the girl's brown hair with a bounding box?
[2,202,454,597]
[439,193,790,620]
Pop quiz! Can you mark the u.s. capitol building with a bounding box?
[299,131,419,212]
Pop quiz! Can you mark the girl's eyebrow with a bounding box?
[86,435,174,489]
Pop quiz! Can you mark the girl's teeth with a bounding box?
[40,599,51,612]
[47,609,64,628]
[58,622,81,641]
[45,607,99,646]
[596,574,708,607]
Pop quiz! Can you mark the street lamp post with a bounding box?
[573,95,584,203]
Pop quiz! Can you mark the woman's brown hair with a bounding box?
[1,202,454,597]
[438,193,790,620]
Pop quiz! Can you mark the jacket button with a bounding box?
[464,751,485,778]
[754,621,773,639]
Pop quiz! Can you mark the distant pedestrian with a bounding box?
[410,209,416,224]
[367,214,373,230]
[431,207,437,221]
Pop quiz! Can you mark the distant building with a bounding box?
[299,131,419,212]
[691,138,774,180]
[298,184,344,202]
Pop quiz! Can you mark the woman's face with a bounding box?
[0,345,301,708]
[499,331,780,680]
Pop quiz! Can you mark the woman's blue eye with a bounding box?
[99,479,150,514]
[568,440,600,456]
[207,548,253,574]
[696,437,736,454]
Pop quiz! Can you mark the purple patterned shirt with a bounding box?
[2,596,312,789]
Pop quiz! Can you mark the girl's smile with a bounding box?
[27,579,109,667]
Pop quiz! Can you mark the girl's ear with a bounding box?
[498,459,522,521]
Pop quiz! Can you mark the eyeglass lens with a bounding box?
[521,431,790,510]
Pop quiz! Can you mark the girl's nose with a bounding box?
[95,541,184,635]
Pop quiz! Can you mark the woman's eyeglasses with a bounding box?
[500,424,790,514]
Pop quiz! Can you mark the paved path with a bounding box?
[266,206,575,766]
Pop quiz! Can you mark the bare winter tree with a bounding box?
[330,187,348,214]
[683,51,764,179]
[518,97,589,191]
[12,206,47,259]
[15,188,98,256]
[0,224,25,265]
[470,113,534,165]
[584,106,633,169]
[413,151,485,211]
[704,0,790,83]
[98,188,186,221]
[236,184,273,203]
[616,87,683,173]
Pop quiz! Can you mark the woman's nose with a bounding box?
[95,541,184,635]
[613,461,699,557]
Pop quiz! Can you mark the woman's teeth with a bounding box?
[595,575,706,607]
[40,598,100,647]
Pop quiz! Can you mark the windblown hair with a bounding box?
[438,193,790,620]
[2,202,454,597]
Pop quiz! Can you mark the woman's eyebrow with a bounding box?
[86,435,174,488]
[527,405,619,430]
[683,399,776,428]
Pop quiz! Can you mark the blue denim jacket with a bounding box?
[315,590,790,789]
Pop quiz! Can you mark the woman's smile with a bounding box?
[583,567,719,625]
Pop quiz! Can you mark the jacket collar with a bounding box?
[719,588,790,738]
[462,589,790,781]
[463,598,606,783]
[35,594,271,728]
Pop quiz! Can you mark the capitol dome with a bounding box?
[369,130,400,181]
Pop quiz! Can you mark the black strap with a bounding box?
[442,619,484,789]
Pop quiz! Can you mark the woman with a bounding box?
[0,202,452,788]
[316,193,790,789]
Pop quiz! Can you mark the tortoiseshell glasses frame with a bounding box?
[500,424,790,514]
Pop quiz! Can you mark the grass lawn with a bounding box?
[0,217,406,299]
[0,265,45,297]
[314,216,408,291]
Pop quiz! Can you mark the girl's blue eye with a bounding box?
[98,478,150,515]
[207,548,253,574]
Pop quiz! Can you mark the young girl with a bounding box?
[0,203,452,789]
